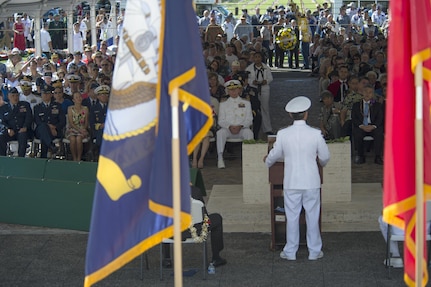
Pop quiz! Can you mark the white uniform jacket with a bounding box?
[218,97,253,129]
[265,120,330,190]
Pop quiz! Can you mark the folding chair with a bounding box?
[385,202,431,277]
[159,198,208,280]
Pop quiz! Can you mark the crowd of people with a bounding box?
[197,2,388,167]
[0,1,388,166]
[0,40,114,161]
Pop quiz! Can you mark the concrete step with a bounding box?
[207,183,382,233]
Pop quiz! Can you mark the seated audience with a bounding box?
[319,90,342,140]
[34,86,65,158]
[351,84,384,165]
[65,91,89,161]
[0,87,32,157]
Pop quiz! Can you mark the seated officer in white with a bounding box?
[216,80,253,169]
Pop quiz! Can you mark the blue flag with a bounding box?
[84,0,213,285]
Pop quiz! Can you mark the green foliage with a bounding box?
[326,136,350,143]
[221,0,318,14]
[243,139,267,144]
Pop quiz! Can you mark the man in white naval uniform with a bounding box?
[216,80,253,169]
[246,51,274,135]
[264,96,330,260]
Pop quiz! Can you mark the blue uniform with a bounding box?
[34,101,66,158]
[0,101,33,157]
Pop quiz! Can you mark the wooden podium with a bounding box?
[268,162,322,251]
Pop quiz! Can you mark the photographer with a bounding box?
[246,51,274,135]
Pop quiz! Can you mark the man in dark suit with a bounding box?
[34,86,66,158]
[82,82,100,110]
[351,84,384,165]
[288,19,300,69]
[0,88,33,157]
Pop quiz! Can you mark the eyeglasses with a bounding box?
[101,64,109,66]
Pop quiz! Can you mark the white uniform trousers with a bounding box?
[216,127,254,159]
[259,87,272,133]
[283,188,322,258]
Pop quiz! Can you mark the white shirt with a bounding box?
[371,11,386,27]
[20,92,41,111]
[72,31,84,53]
[246,63,273,91]
[99,21,114,41]
[265,120,330,189]
[218,96,253,129]
[40,28,51,52]
[79,21,88,40]
[222,21,235,42]
[21,17,32,37]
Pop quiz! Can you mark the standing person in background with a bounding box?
[72,22,84,53]
[49,14,66,50]
[265,96,330,261]
[246,51,273,135]
[222,16,235,43]
[272,16,286,68]
[288,19,300,69]
[205,17,224,44]
[251,8,261,38]
[13,15,26,51]
[0,18,10,51]
[198,10,210,38]
[40,22,53,59]
[299,14,312,70]
[21,13,33,48]
[260,19,273,67]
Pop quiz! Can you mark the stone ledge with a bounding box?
[207,183,381,233]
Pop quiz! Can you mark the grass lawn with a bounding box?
[221,0,322,13]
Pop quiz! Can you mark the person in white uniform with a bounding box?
[264,96,330,260]
[216,80,253,169]
[246,51,274,135]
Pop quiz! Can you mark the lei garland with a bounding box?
[276,27,298,51]
[189,214,210,243]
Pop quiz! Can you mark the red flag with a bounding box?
[383,0,431,286]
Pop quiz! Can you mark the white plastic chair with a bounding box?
[385,201,431,276]
[159,198,208,280]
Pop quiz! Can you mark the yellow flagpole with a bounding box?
[414,61,424,287]
[171,87,183,287]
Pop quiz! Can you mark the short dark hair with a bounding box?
[291,111,306,120]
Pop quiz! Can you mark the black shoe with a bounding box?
[162,259,172,268]
[50,145,58,155]
[374,156,384,165]
[354,155,365,164]
[212,257,227,267]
